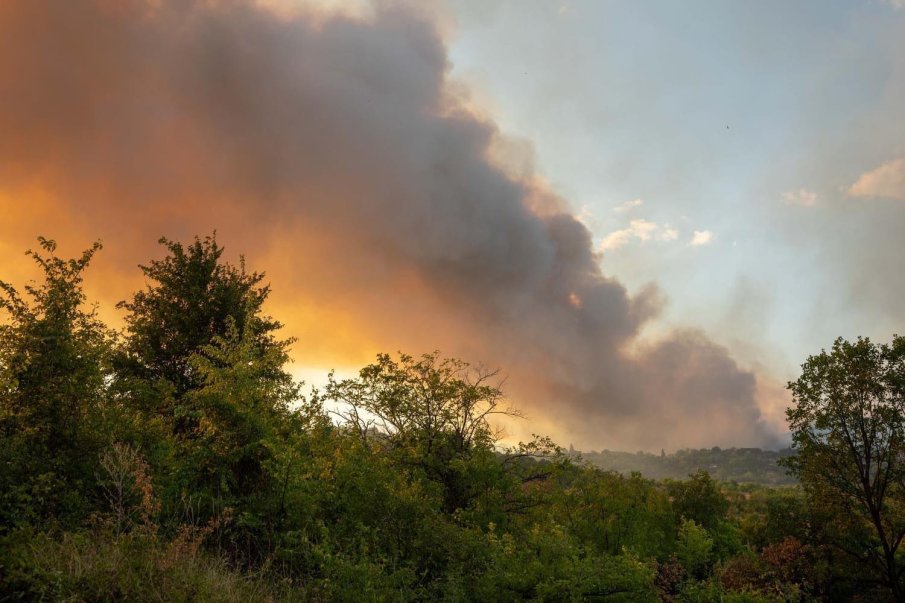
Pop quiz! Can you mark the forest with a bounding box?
[579,448,797,487]
[2,235,904,602]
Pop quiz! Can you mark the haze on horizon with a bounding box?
[1,0,903,452]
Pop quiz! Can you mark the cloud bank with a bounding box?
[0,0,782,450]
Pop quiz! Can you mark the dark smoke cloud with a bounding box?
[0,0,783,450]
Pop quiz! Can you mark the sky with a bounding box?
[447,0,905,367]
[1,0,903,451]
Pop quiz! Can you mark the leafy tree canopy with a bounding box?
[117,234,283,400]
[785,335,905,601]
[0,238,111,527]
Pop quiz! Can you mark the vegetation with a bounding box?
[784,335,905,601]
[1,235,902,601]
[580,447,797,486]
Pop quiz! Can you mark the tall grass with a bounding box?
[1,528,292,602]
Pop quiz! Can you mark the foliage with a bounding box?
[719,537,812,601]
[581,447,797,486]
[472,522,658,601]
[326,351,522,515]
[557,469,675,559]
[676,518,713,579]
[116,234,283,403]
[177,315,299,514]
[0,238,112,530]
[97,442,160,534]
[785,335,905,601]
[2,235,900,601]
[667,470,730,530]
[1,528,284,602]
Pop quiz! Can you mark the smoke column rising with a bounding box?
[0,0,784,450]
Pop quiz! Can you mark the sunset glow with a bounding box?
[2,0,903,452]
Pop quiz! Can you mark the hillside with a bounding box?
[578,446,797,485]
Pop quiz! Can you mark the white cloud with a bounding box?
[599,219,678,252]
[658,225,678,242]
[689,230,713,247]
[782,188,818,207]
[848,157,905,201]
[613,198,643,213]
[600,219,656,251]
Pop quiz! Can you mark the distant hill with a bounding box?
[576,446,797,485]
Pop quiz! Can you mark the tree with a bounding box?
[116,234,282,401]
[675,518,713,579]
[179,314,299,508]
[111,234,305,555]
[172,314,307,564]
[115,235,286,435]
[327,351,521,513]
[785,335,905,601]
[0,238,112,526]
[666,470,728,531]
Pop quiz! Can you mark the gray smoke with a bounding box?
[0,0,784,450]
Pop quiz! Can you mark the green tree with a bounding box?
[476,522,658,601]
[116,235,282,404]
[0,238,112,527]
[178,315,300,506]
[558,469,675,559]
[667,470,728,530]
[785,335,905,601]
[112,235,300,546]
[327,351,521,514]
[675,518,714,579]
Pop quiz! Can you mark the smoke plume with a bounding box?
[0,0,783,450]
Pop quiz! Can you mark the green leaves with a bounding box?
[0,237,112,529]
[7,233,886,600]
[177,315,301,508]
[117,234,282,400]
[327,351,520,514]
[667,470,729,531]
[328,351,515,450]
[676,518,714,579]
[785,334,905,599]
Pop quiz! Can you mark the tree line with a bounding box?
[579,447,797,486]
[1,235,903,601]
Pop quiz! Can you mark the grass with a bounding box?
[1,528,292,602]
